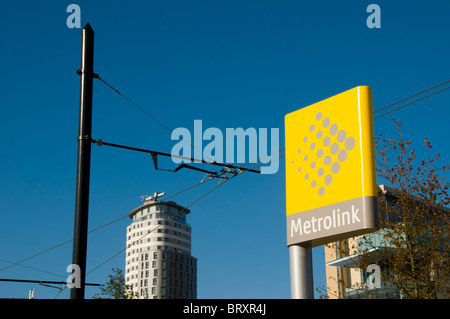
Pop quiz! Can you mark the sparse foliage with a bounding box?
[354,120,449,298]
[321,120,449,299]
[93,268,139,299]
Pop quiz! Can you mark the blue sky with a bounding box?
[0,0,449,299]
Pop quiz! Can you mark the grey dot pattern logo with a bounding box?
[291,112,356,196]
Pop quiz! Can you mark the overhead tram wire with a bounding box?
[83,75,450,285]
[0,141,254,275]
[0,238,74,274]
[56,76,450,289]
[0,278,100,287]
[0,278,101,300]
[0,145,283,276]
[85,172,220,234]
[373,80,450,114]
[0,259,67,279]
[85,148,287,275]
[91,139,260,174]
[95,74,449,171]
[2,80,446,276]
[0,163,229,275]
[54,152,285,298]
[97,73,449,126]
[0,177,217,275]
[0,177,218,297]
[96,73,450,126]
[86,181,222,276]
[373,85,450,119]
[55,177,222,297]
[84,152,286,277]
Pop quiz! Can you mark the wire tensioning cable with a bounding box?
[96,75,173,133]
[95,75,215,164]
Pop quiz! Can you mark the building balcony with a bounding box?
[345,283,402,299]
[326,246,397,268]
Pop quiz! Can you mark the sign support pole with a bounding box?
[289,244,314,299]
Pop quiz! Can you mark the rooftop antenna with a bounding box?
[142,192,166,202]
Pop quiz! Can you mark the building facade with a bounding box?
[325,231,402,299]
[325,185,449,299]
[125,194,197,299]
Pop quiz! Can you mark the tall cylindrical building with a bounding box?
[125,193,197,299]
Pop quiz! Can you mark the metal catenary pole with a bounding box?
[71,23,94,299]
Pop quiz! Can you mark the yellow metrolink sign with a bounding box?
[285,86,378,247]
